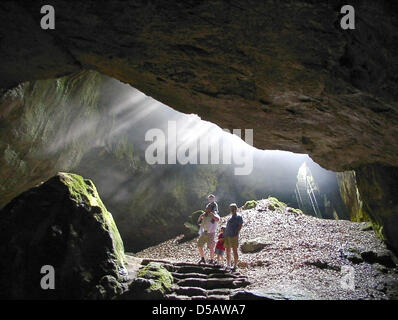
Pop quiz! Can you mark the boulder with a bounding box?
[120,262,173,299]
[0,172,126,299]
[243,200,258,210]
[182,210,204,241]
[340,246,397,268]
[240,238,272,253]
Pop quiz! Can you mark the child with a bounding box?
[206,194,218,217]
[214,226,226,265]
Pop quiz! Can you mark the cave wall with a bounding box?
[0,0,397,171]
[338,166,398,254]
[0,70,104,208]
[337,171,370,222]
[355,164,398,253]
[0,1,397,252]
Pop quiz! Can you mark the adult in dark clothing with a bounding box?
[224,203,243,270]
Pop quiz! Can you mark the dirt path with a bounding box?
[133,199,398,300]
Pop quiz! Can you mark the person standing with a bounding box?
[197,194,220,264]
[224,203,243,270]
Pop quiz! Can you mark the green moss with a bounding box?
[188,210,204,224]
[58,172,125,265]
[243,200,258,210]
[371,221,386,241]
[138,262,173,294]
[337,171,386,242]
[268,196,287,208]
[184,210,204,235]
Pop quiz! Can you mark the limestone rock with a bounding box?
[182,210,204,240]
[241,237,272,253]
[129,262,173,299]
[0,172,126,299]
[243,200,258,210]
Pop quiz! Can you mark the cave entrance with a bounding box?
[77,73,351,251]
[0,71,349,252]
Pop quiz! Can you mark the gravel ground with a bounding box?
[133,199,398,300]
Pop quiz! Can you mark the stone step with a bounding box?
[206,288,232,296]
[177,277,250,290]
[171,271,244,281]
[208,273,242,279]
[191,296,207,300]
[142,259,250,300]
[175,265,230,275]
[171,272,208,280]
[141,258,175,265]
[165,294,191,300]
[207,295,230,300]
[142,258,224,270]
[174,286,208,297]
[174,262,223,269]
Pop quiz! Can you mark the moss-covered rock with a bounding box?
[267,197,287,209]
[243,200,258,210]
[182,210,204,240]
[90,275,126,300]
[138,262,173,294]
[0,172,127,299]
[60,173,125,266]
[121,262,173,299]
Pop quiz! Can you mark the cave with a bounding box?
[0,1,397,301]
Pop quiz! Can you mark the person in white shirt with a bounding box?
[197,194,220,264]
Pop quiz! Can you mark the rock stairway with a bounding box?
[141,259,251,300]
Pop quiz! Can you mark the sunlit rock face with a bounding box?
[0,1,398,170]
[0,71,104,208]
[0,173,126,299]
[355,165,398,254]
[338,166,398,254]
